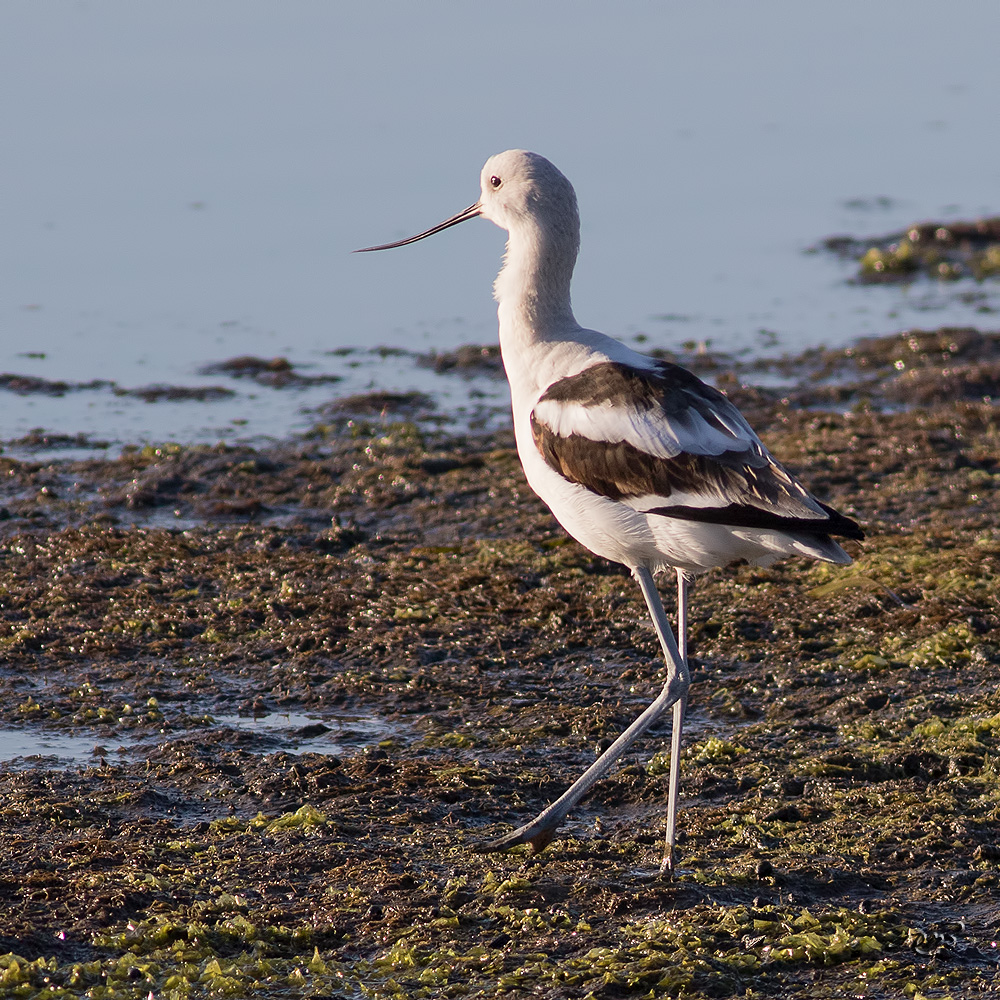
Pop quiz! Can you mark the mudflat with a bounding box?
[1,328,998,998]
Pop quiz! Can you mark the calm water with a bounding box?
[3,1,999,448]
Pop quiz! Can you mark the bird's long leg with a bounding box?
[661,569,691,874]
[476,565,690,854]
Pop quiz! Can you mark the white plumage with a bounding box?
[359,149,862,870]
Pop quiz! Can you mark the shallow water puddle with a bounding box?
[0,708,398,768]
[0,727,112,767]
[211,708,399,751]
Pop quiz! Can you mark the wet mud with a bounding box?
[418,345,504,377]
[321,391,436,420]
[198,357,344,390]
[0,375,237,404]
[1,328,999,998]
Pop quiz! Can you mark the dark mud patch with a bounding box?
[320,390,435,419]
[199,355,344,389]
[823,216,1000,284]
[0,373,114,396]
[418,344,504,377]
[0,373,238,405]
[0,327,998,997]
[118,384,236,403]
[2,430,111,454]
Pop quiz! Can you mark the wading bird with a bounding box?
[358,150,862,870]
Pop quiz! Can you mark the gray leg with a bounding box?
[661,569,690,874]
[476,565,690,853]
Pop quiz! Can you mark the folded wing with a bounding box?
[530,360,863,539]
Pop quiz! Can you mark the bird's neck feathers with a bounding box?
[494,218,579,344]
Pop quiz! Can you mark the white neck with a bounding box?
[494,220,579,348]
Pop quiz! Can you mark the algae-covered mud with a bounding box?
[1,328,999,998]
[824,216,1000,285]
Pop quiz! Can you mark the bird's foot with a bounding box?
[659,845,677,879]
[472,822,558,855]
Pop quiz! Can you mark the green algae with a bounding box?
[828,217,1000,284]
[0,938,360,999]
[209,805,330,837]
[349,902,908,998]
[899,623,977,669]
[859,234,1000,282]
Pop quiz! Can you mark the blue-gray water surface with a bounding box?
[3,1,999,450]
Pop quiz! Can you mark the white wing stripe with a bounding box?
[621,491,735,512]
[532,397,753,461]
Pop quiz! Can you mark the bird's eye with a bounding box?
[490,175,502,188]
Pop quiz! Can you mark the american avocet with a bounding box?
[358,150,863,871]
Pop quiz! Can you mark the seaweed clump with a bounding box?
[824,217,1000,283]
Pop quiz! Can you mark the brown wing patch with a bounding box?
[538,359,721,415]
[531,360,863,539]
[529,416,863,539]
[530,412,751,502]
